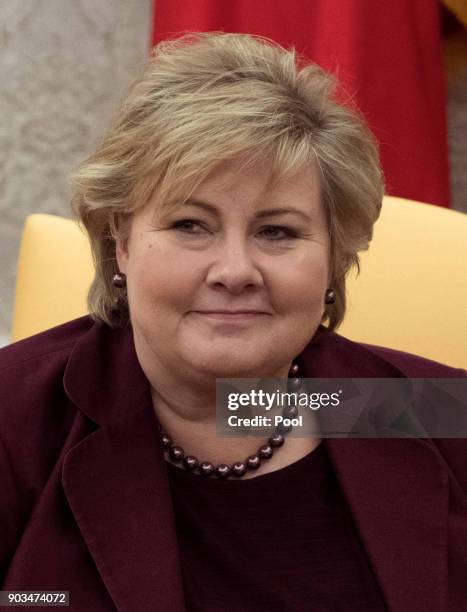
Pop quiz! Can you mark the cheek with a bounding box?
[270,253,329,314]
[129,244,200,310]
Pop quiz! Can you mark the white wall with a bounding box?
[0,0,152,342]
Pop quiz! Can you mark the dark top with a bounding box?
[167,443,388,612]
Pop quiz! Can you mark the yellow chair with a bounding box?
[12,214,94,342]
[11,197,467,368]
[339,197,467,368]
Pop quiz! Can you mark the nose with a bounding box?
[205,236,263,294]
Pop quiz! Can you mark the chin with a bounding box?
[190,352,265,378]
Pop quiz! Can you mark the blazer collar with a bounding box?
[62,320,449,612]
[63,320,151,426]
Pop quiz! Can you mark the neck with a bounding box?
[149,364,295,465]
[132,330,321,475]
[153,384,321,476]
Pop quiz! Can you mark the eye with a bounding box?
[171,219,207,234]
[258,225,299,240]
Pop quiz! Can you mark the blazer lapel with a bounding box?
[300,328,450,612]
[324,437,449,612]
[62,403,186,612]
[62,321,186,611]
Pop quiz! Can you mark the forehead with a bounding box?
[150,157,321,219]
[200,158,318,198]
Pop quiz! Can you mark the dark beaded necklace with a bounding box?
[159,362,302,479]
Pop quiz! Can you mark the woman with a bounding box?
[1,32,466,611]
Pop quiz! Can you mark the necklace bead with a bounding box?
[283,404,299,419]
[183,456,199,470]
[169,446,184,462]
[269,433,285,447]
[276,420,293,435]
[289,377,302,390]
[259,444,273,459]
[289,363,299,376]
[246,454,261,470]
[231,461,247,477]
[161,433,172,448]
[199,461,215,477]
[216,464,231,479]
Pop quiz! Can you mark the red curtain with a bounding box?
[153,0,450,207]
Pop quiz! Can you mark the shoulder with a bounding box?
[358,343,467,486]
[0,315,97,437]
[358,341,466,378]
[339,336,467,491]
[304,325,466,378]
[0,315,94,374]
[316,331,467,491]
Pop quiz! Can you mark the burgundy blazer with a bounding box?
[1,316,466,611]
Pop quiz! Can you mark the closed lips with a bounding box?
[194,310,270,314]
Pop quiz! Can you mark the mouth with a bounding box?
[195,310,269,314]
[192,311,271,322]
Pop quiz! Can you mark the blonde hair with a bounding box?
[71,31,384,330]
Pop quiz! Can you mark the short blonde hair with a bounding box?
[71,31,384,330]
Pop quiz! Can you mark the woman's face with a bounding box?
[116,159,330,379]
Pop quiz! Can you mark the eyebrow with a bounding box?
[182,198,314,223]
